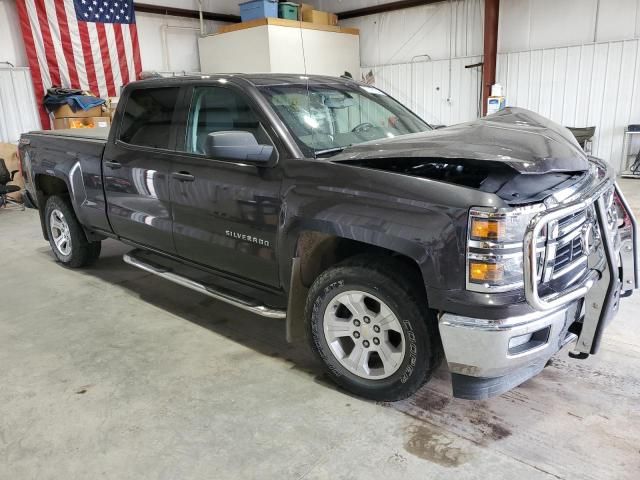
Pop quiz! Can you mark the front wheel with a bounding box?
[44,195,101,268]
[306,255,440,401]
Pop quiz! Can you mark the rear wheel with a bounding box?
[44,195,101,268]
[306,255,440,401]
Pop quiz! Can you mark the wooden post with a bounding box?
[482,0,499,116]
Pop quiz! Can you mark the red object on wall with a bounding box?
[16,0,142,129]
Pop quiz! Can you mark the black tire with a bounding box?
[44,195,101,268]
[306,254,441,401]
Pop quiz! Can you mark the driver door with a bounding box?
[169,85,282,287]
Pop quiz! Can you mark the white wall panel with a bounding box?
[0,0,27,67]
[0,67,41,143]
[363,55,483,126]
[343,0,483,126]
[341,0,483,66]
[499,0,640,53]
[497,40,640,171]
[137,12,228,72]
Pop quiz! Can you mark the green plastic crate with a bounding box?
[278,2,299,20]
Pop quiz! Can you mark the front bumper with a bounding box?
[440,302,581,399]
[439,174,638,400]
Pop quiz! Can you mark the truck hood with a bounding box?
[331,107,588,174]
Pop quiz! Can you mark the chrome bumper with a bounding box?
[440,171,638,400]
[440,302,580,399]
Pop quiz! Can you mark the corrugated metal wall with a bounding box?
[496,39,640,171]
[361,55,483,126]
[0,67,41,144]
[349,0,484,126]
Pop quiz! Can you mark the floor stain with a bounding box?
[404,424,469,467]
[468,413,512,441]
[412,391,450,411]
[398,388,512,444]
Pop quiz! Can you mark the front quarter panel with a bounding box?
[279,158,506,302]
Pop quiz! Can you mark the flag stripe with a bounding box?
[63,0,89,90]
[121,24,136,83]
[16,0,49,129]
[104,24,122,95]
[77,20,100,96]
[87,22,108,99]
[113,23,129,91]
[33,0,61,87]
[25,0,53,90]
[53,0,80,87]
[96,23,116,97]
[129,24,142,80]
[43,0,72,87]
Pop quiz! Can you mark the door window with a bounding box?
[119,87,180,149]
[185,87,271,155]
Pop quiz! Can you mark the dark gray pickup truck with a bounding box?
[19,74,638,401]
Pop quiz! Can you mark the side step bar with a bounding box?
[123,252,286,319]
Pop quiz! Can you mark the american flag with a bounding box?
[17,0,142,128]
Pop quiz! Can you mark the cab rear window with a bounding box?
[119,87,179,149]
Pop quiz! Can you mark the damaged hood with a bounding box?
[332,107,589,174]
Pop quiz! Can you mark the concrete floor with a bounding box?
[1,180,640,480]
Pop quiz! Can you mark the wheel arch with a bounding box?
[285,228,427,342]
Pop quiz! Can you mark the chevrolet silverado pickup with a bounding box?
[19,74,638,401]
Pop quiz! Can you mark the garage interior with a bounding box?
[2,1,640,479]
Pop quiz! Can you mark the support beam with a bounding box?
[481,0,499,116]
[338,0,444,20]
[135,3,240,24]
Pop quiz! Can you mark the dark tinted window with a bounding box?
[119,87,179,149]
[184,87,270,154]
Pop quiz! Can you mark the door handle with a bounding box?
[171,171,195,182]
[104,160,122,169]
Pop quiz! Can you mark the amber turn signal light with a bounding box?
[470,218,506,240]
[469,262,504,282]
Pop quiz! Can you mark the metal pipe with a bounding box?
[198,0,205,36]
[481,0,499,116]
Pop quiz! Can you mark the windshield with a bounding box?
[257,82,431,157]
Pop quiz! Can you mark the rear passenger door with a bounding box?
[103,86,183,253]
[169,85,283,287]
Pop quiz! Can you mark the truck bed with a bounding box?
[22,126,111,233]
[29,127,109,141]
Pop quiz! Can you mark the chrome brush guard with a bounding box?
[523,175,638,355]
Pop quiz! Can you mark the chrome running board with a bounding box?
[123,252,286,319]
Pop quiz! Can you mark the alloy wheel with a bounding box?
[50,209,72,256]
[322,290,406,380]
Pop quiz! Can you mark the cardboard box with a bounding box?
[329,13,338,26]
[299,3,312,20]
[302,9,330,25]
[53,104,106,119]
[53,116,111,130]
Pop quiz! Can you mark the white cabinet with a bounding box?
[198,18,360,77]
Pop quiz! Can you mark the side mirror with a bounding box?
[204,131,274,164]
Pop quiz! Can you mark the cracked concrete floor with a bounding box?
[1,180,639,479]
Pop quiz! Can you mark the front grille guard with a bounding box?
[523,181,637,311]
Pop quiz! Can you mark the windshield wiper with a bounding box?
[314,146,348,157]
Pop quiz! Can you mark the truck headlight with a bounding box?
[467,206,545,292]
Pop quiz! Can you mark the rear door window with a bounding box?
[119,87,180,149]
